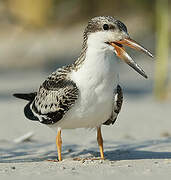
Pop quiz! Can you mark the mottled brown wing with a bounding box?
[30,66,79,125]
[103,85,123,125]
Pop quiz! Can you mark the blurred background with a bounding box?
[0,0,170,99]
[0,0,171,142]
[0,0,170,97]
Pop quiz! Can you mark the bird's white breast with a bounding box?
[52,42,119,129]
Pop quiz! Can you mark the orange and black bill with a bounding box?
[110,38,154,79]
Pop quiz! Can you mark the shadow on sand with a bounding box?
[1,138,171,163]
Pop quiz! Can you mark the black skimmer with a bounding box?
[14,16,153,161]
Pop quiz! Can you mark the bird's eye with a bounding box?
[103,24,109,30]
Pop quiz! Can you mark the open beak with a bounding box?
[109,38,154,79]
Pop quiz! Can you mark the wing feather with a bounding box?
[103,85,123,125]
[30,66,79,125]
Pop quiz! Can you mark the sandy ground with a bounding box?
[1,69,171,180]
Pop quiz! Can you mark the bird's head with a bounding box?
[84,16,154,79]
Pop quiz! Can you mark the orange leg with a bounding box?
[97,126,104,159]
[56,129,62,161]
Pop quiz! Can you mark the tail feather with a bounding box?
[13,92,37,101]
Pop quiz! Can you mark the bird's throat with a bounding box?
[72,45,119,89]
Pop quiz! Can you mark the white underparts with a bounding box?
[51,34,120,129]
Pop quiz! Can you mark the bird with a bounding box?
[13,16,153,161]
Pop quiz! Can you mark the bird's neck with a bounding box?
[72,43,119,88]
[74,38,87,68]
[85,45,118,77]
[74,33,117,70]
